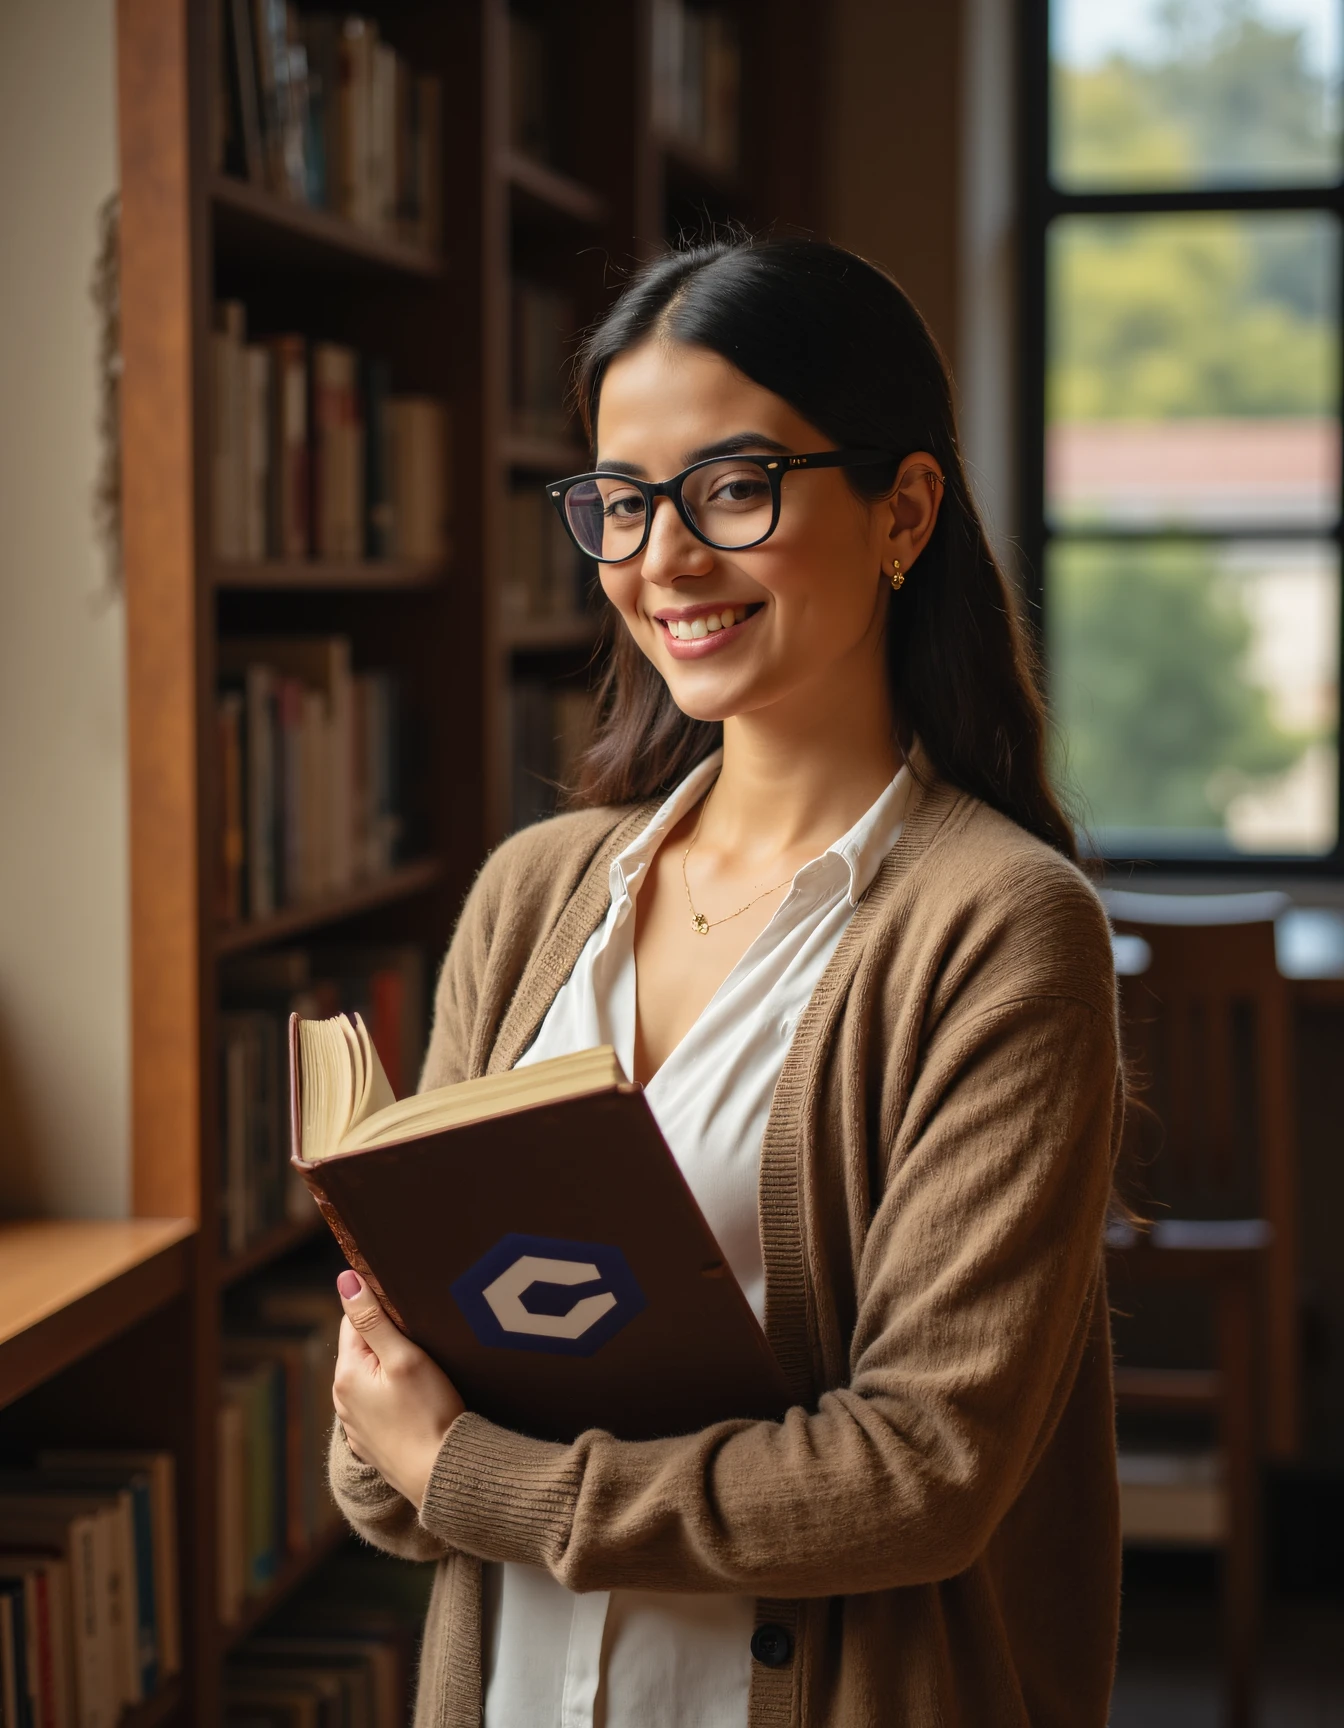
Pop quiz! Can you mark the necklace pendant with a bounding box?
[690,912,710,934]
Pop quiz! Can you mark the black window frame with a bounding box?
[1017,0,1344,877]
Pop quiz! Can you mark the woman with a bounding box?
[329,237,1123,1728]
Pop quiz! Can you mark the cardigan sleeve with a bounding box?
[415,986,1120,1597]
[326,1420,454,1563]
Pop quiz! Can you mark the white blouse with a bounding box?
[486,746,913,1728]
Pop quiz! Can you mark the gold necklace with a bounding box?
[681,789,795,936]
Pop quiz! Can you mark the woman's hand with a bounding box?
[333,1269,465,1510]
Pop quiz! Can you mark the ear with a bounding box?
[876,451,946,576]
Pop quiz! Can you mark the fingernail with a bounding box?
[337,1270,363,1299]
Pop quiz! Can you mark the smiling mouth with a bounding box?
[657,603,763,641]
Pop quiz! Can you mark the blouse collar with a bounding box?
[608,746,915,915]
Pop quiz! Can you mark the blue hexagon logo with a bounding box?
[451,1233,647,1357]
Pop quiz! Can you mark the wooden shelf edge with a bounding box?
[214,858,445,958]
[502,149,609,224]
[212,556,450,592]
[502,613,602,652]
[0,1221,195,1410]
[501,433,587,474]
[209,174,445,277]
[119,1675,184,1728]
[220,1520,351,1652]
[219,1211,328,1290]
[1114,1366,1222,1410]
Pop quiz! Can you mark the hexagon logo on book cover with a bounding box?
[450,1232,647,1357]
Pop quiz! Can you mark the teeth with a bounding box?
[668,606,749,639]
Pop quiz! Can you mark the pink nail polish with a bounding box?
[337,1270,363,1299]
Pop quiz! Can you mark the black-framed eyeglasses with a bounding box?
[544,448,898,562]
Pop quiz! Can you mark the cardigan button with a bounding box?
[750,1623,794,1668]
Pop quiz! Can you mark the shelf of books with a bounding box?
[208,173,445,279]
[104,0,811,1720]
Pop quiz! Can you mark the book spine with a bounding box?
[31,1572,53,1728]
[326,642,354,893]
[68,1516,102,1728]
[230,0,266,184]
[216,1402,245,1627]
[244,665,275,919]
[1,1590,17,1728]
[362,358,391,558]
[277,1353,304,1556]
[292,1166,410,1334]
[126,1485,156,1699]
[105,1501,139,1707]
[270,335,309,558]
[46,1564,73,1728]
[244,345,271,560]
[148,1460,178,1678]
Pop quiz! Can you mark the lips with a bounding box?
[656,602,764,658]
[660,603,752,640]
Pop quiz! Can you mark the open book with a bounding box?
[295,1011,623,1162]
[291,1013,790,1442]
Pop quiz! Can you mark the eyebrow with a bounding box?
[592,432,794,476]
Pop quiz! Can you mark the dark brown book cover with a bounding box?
[289,1016,790,1443]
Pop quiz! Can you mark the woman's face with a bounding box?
[591,340,940,727]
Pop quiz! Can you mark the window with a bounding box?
[1020,0,1344,867]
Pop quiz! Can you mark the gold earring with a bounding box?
[890,557,904,592]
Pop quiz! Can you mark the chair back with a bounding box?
[1104,890,1298,1457]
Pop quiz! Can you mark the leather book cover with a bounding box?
[289,1017,791,1443]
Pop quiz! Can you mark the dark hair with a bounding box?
[567,235,1077,863]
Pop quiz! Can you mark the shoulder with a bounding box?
[880,783,1115,1021]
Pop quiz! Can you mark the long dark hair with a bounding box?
[567,236,1077,863]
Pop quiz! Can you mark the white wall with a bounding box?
[957,0,1020,569]
[0,0,127,1218]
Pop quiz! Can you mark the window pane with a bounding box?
[1047,211,1340,529]
[1048,538,1340,857]
[1051,0,1342,190]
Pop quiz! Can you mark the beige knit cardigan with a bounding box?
[329,771,1124,1728]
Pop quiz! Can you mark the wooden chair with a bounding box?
[1107,1229,1265,1728]
[1104,890,1300,1728]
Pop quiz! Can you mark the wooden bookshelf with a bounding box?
[218,1211,327,1291]
[219,1521,351,1651]
[214,857,446,957]
[110,0,822,1719]
[502,612,603,653]
[500,432,588,474]
[209,174,447,278]
[503,150,609,225]
[211,556,450,591]
[0,1220,194,1408]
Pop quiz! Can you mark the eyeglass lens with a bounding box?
[563,458,776,559]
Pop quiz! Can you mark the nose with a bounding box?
[639,494,713,585]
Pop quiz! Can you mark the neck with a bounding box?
[700,656,902,865]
